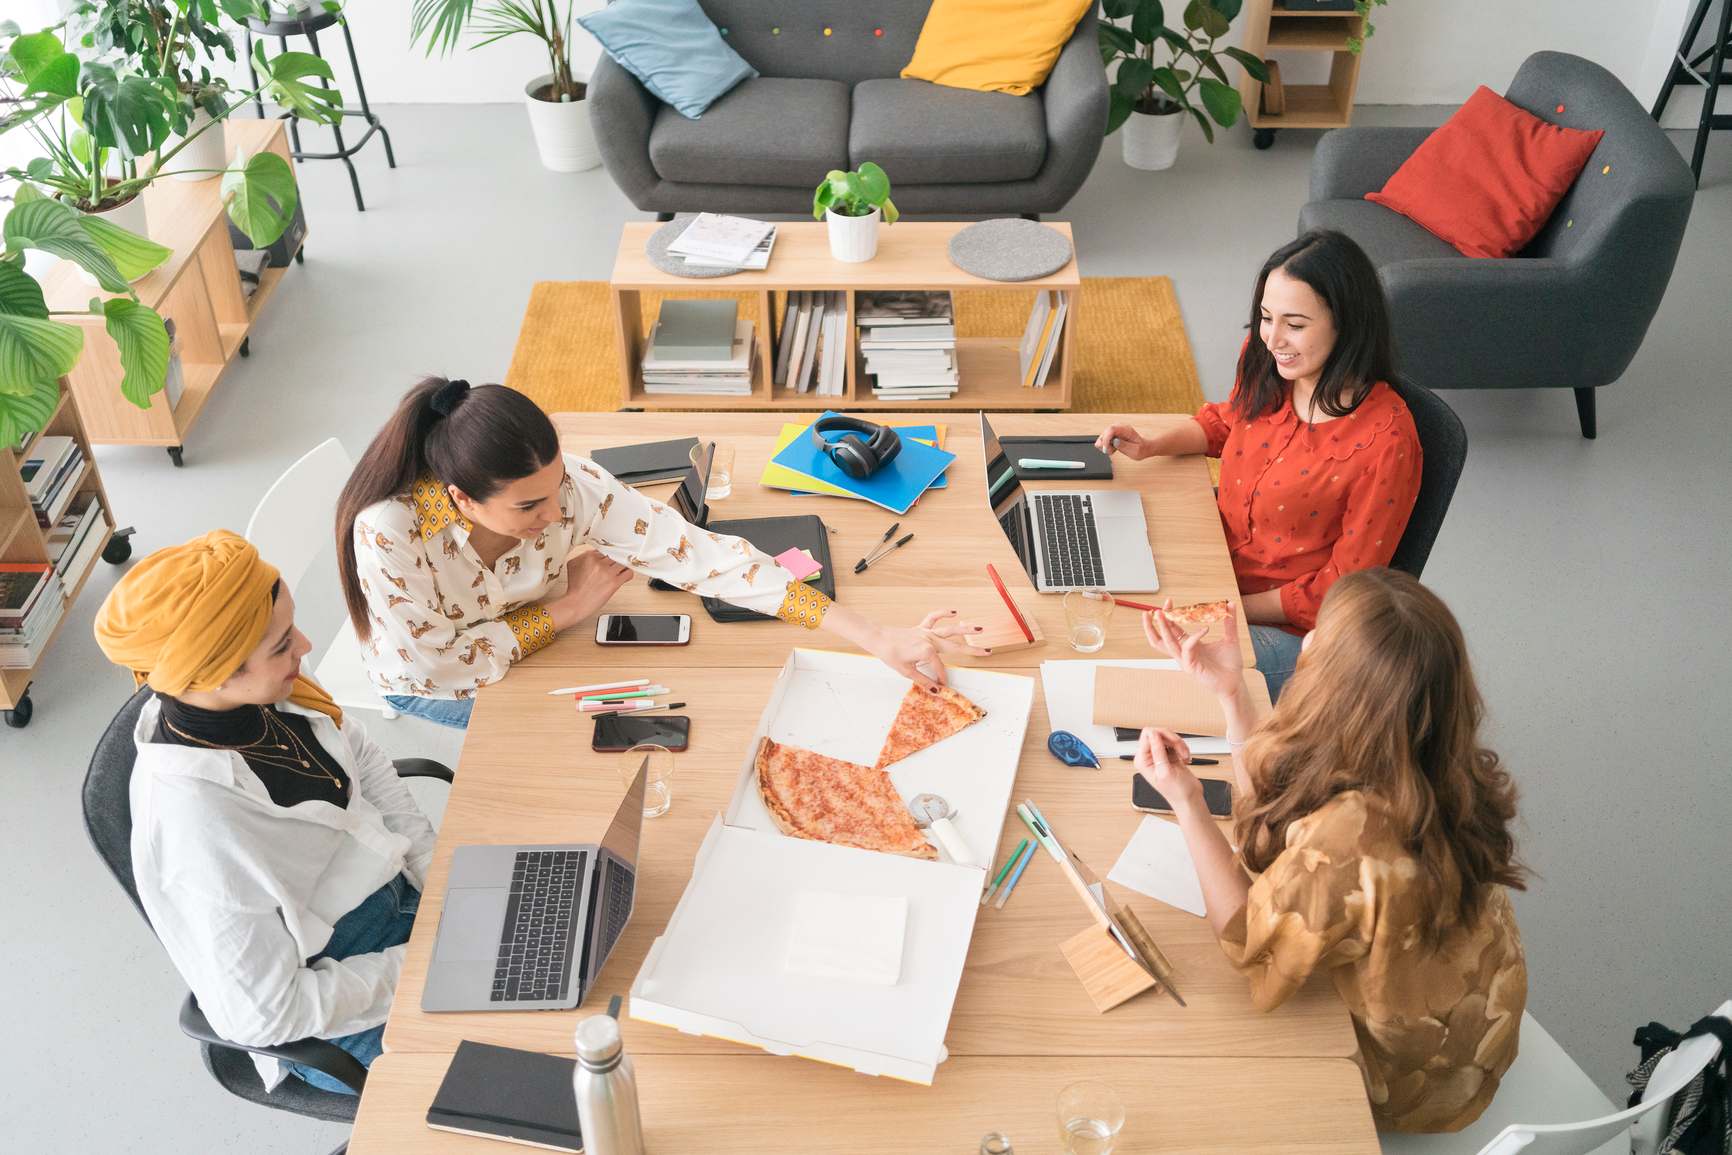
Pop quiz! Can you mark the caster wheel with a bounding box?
[1253,128,1277,150]
[167,446,185,467]
[295,249,305,265]
[102,535,133,564]
[239,337,251,358]
[4,693,32,729]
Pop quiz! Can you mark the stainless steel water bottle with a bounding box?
[573,1014,646,1155]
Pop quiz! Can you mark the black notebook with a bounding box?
[590,437,700,485]
[701,513,836,623]
[426,1041,582,1152]
[999,435,1114,481]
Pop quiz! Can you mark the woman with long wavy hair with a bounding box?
[1137,568,1527,1133]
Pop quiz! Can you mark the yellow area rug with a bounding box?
[504,277,1203,415]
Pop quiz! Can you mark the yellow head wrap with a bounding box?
[93,529,342,724]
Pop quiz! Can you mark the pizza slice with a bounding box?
[1161,599,1233,636]
[873,683,988,771]
[755,737,937,860]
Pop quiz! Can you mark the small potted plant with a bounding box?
[812,162,899,263]
[1099,0,1269,171]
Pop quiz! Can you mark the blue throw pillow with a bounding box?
[580,0,757,119]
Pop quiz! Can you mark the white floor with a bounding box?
[2,103,1729,1152]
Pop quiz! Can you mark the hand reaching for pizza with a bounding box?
[867,609,982,689]
[1144,599,1243,700]
[1135,727,1204,812]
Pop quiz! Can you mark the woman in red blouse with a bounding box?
[1098,230,1423,700]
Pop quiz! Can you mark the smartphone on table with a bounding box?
[1133,771,1233,818]
[594,613,691,645]
[592,713,691,753]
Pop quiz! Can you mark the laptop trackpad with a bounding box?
[437,888,509,962]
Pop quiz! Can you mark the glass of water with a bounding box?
[1063,591,1113,653]
[694,441,735,501]
[1057,1081,1125,1154]
[622,744,675,818]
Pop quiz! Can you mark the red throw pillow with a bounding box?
[1366,86,1604,259]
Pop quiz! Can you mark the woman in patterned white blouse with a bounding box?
[335,378,979,728]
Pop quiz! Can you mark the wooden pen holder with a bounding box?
[1059,907,1166,1013]
[964,588,1045,654]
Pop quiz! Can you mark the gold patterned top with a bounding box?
[352,462,829,699]
[1218,791,1527,1133]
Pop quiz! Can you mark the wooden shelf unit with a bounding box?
[1239,0,1367,136]
[609,221,1080,411]
[40,118,304,460]
[2,384,119,721]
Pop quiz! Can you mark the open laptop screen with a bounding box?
[672,442,712,525]
[979,413,1037,582]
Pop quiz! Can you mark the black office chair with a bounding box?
[1387,376,1468,580]
[82,686,452,1155]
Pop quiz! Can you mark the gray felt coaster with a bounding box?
[645,214,745,278]
[947,218,1074,281]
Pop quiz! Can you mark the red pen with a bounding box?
[1112,597,1160,613]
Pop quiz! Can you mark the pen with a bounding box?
[1111,597,1160,613]
[579,698,663,712]
[1018,458,1085,470]
[548,678,649,697]
[592,701,685,718]
[992,841,1040,910]
[854,532,914,574]
[853,521,899,568]
[980,837,1030,906]
[1117,755,1218,765]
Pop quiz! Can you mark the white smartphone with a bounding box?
[594,613,692,646]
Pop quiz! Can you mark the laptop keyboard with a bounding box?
[597,863,635,968]
[492,849,587,1003]
[1033,493,1106,589]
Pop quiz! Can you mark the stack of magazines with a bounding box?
[641,299,756,396]
[665,213,777,270]
[857,292,958,401]
[0,563,64,670]
[47,493,108,585]
[773,291,847,396]
[22,435,85,528]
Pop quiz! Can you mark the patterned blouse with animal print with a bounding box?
[352,464,829,699]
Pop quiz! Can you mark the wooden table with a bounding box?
[356,413,1376,1152]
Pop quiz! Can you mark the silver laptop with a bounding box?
[980,413,1160,593]
[422,762,646,1012]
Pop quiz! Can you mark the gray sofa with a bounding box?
[589,0,1107,216]
[1300,52,1695,438]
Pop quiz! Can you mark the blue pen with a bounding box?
[992,840,1040,910]
[1018,458,1086,470]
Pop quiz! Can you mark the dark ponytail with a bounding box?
[336,377,560,637]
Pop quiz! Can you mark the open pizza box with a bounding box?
[630,649,1035,1084]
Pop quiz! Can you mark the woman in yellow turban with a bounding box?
[95,530,437,1096]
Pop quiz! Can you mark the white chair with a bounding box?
[1381,1000,1730,1155]
[245,438,398,720]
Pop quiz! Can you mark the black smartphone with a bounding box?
[592,714,691,753]
[594,613,692,645]
[1133,771,1233,818]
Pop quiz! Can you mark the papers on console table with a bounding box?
[1108,815,1207,918]
[667,212,775,265]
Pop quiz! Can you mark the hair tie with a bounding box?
[429,378,471,417]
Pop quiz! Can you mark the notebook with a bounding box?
[426,1041,582,1152]
[999,435,1114,481]
[590,437,700,484]
[769,413,956,516]
[760,422,949,497]
[701,514,835,622]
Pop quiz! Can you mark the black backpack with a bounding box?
[1627,1015,1732,1154]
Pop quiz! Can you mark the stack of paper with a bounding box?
[0,563,65,670]
[1017,290,1069,390]
[857,291,958,401]
[666,213,776,268]
[47,493,108,583]
[641,307,756,397]
[773,291,847,396]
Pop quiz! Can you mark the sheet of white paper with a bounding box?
[1107,815,1207,917]
[1038,660,1233,757]
[785,890,908,986]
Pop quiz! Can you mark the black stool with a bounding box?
[1652,0,1732,184]
[245,7,395,210]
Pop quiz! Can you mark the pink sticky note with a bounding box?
[774,547,822,581]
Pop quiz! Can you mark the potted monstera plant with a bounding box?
[1099,0,1269,170]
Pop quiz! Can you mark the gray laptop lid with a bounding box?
[980,413,1038,582]
[583,761,647,988]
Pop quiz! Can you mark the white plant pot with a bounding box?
[825,206,880,263]
[169,109,229,182]
[1122,108,1184,171]
[524,74,600,172]
[75,196,152,286]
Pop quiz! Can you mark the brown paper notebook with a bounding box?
[1091,667,1256,737]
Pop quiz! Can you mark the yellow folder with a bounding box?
[759,422,946,498]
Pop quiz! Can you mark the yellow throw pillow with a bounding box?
[901,0,1094,96]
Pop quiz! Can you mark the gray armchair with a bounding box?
[1300,52,1695,438]
[590,0,1107,217]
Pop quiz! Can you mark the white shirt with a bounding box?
[128,696,437,1089]
[351,461,825,699]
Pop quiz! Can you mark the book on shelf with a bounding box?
[59,505,109,594]
[1018,290,1068,390]
[0,594,66,668]
[0,562,56,626]
[50,494,107,578]
[773,291,804,386]
[859,324,957,350]
[666,213,774,266]
[642,318,756,396]
[20,436,76,501]
[856,290,954,327]
[650,300,739,362]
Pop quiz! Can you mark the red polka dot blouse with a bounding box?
[1194,379,1423,633]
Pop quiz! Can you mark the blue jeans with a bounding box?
[383,694,473,730]
[285,873,421,1094]
[1250,624,1305,704]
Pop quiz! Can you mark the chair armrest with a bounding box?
[179,994,368,1095]
[589,52,663,208]
[392,757,454,783]
[1042,6,1108,141]
[1309,126,1434,201]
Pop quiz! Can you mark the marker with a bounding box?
[579,686,670,702]
[548,678,648,697]
[592,701,685,718]
[579,698,665,713]
[1018,458,1085,470]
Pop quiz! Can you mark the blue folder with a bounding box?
[789,424,947,495]
[770,413,957,516]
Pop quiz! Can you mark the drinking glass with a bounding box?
[695,442,735,500]
[622,744,675,818]
[1056,1081,1125,1155]
[1062,591,1113,653]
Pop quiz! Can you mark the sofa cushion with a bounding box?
[578,0,756,120]
[901,0,1093,95]
[649,77,851,186]
[1298,199,1466,267]
[850,78,1045,185]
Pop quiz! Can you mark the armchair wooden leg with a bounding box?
[1574,387,1597,440]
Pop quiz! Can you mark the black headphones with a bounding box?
[809,415,901,480]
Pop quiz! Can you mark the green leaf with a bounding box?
[1200,3,1232,37]
[855,161,890,206]
[103,298,170,408]
[79,212,173,281]
[1189,104,1215,143]
[1098,22,1137,58]
[1198,76,1241,126]
[1131,0,1165,43]
[1211,0,1243,20]
[252,46,343,125]
[81,62,173,157]
[0,262,50,319]
[1115,57,1157,101]
[1106,91,1135,135]
[1182,0,1206,30]
[1100,0,1138,19]
[220,149,300,246]
[1158,26,1191,54]
[410,0,476,56]
[23,53,78,101]
[880,197,898,226]
[1200,52,1228,84]
[0,311,82,393]
[1150,65,1186,103]
[0,378,62,446]
[812,181,835,221]
[7,30,67,81]
[2,197,129,292]
[1222,46,1271,82]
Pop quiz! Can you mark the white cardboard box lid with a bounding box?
[629,816,980,1083]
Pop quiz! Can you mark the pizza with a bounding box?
[755,737,938,860]
[873,684,987,770]
[1161,599,1233,634]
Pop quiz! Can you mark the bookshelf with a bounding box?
[1237,0,1368,149]
[38,118,305,466]
[609,221,1080,411]
[2,383,128,728]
